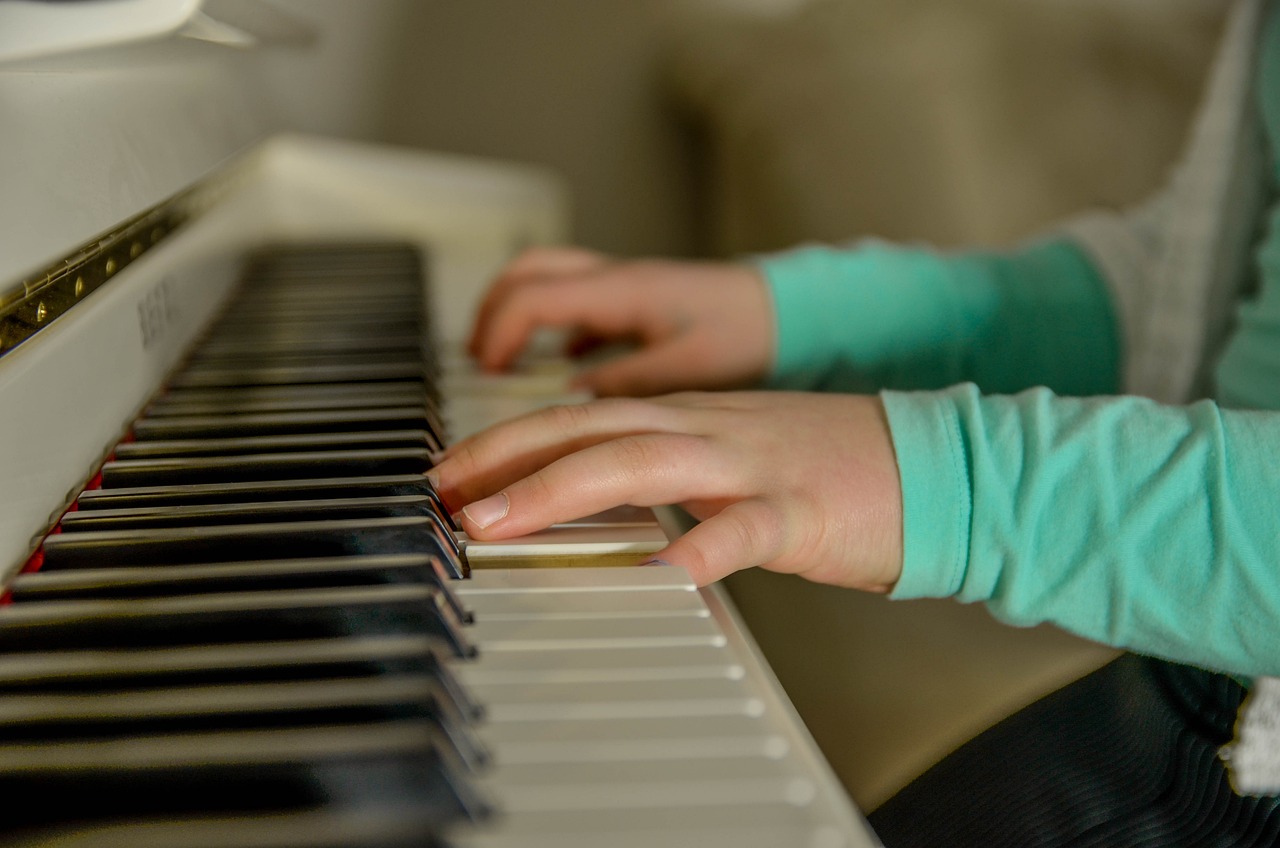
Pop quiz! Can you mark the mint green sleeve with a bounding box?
[756,238,1120,396]
[882,383,1280,679]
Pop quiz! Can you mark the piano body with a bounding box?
[0,3,879,845]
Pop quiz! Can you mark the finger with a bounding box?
[574,338,728,397]
[564,329,613,359]
[430,398,680,507]
[456,432,729,539]
[501,246,607,278]
[468,247,609,359]
[474,273,656,372]
[650,497,788,586]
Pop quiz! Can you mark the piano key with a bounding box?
[74,474,446,511]
[131,406,437,439]
[459,587,706,620]
[11,553,471,623]
[0,584,474,657]
[155,381,428,406]
[475,714,782,761]
[5,807,459,848]
[0,636,482,724]
[456,564,696,593]
[113,429,441,460]
[168,361,427,388]
[41,516,464,576]
[478,773,816,815]
[186,350,426,369]
[193,332,425,357]
[99,447,433,486]
[57,496,445,533]
[454,822,845,848]
[0,676,480,754]
[0,722,482,833]
[147,386,434,417]
[461,525,669,569]
[466,678,762,723]
[9,553,460,601]
[467,616,727,652]
[454,644,743,686]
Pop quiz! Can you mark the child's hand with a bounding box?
[468,246,775,397]
[430,391,904,591]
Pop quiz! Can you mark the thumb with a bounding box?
[650,498,785,586]
[574,339,716,397]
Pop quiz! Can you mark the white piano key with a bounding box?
[481,732,790,765]
[478,695,765,723]
[483,774,816,813]
[455,564,695,593]
[452,825,851,848]
[462,525,669,563]
[484,752,803,781]
[553,504,661,526]
[458,802,837,836]
[468,676,753,705]
[475,714,776,750]
[467,615,726,651]
[455,645,744,685]
[462,587,707,619]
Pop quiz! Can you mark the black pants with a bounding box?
[869,655,1280,847]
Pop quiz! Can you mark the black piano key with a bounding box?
[11,552,471,623]
[0,722,478,835]
[73,475,454,526]
[0,633,445,688]
[59,497,461,560]
[146,386,430,417]
[12,553,449,598]
[0,634,481,721]
[193,333,425,358]
[0,584,474,657]
[41,516,464,578]
[0,677,488,776]
[168,361,427,389]
[100,448,433,487]
[6,806,455,848]
[131,407,436,440]
[0,675,477,743]
[112,429,438,460]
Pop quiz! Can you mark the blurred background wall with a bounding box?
[255,0,1229,809]
[261,0,1225,258]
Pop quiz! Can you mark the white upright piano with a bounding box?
[0,3,880,845]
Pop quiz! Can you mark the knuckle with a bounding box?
[726,501,785,562]
[608,434,664,478]
[544,401,597,435]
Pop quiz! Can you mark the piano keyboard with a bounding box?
[0,244,876,847]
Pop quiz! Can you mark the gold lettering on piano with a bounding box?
[137,275,179,349]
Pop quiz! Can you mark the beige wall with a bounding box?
[374,1,704,258]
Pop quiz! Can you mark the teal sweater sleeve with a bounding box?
[757,239,1120,396]
[883,384,1280,679]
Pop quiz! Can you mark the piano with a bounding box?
[0,4,880,846]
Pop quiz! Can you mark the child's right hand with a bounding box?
[467,246,775,397]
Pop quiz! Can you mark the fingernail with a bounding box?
[638,558,673,568]
[463,492,509,530]
[424,471,440,489]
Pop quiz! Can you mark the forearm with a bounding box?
[884,383,1280,679]
[759,238,1121,395]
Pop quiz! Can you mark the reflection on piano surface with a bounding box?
[0,6,879,846]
